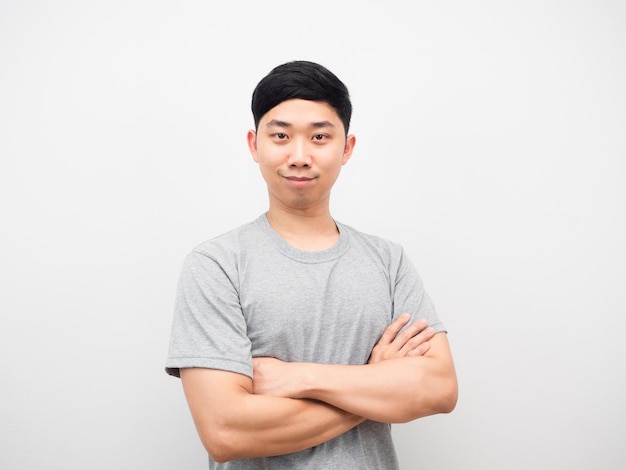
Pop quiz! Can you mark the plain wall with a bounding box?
[1,1,624,469]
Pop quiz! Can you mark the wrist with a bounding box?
[299,362,334,401]
[292,362,319,400]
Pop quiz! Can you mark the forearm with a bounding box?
[180,368,364,463]
[298,355,457,423]
[224,394,363,459]
[255,333,457,424]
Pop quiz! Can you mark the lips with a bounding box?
[285,176,313,181]
[283,175,317,188]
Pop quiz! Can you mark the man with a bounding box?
[166,60,457,468]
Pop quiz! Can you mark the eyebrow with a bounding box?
[265,119,336,129]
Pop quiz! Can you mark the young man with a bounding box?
[166,60,457,468]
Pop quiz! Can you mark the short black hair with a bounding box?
[251,60,352,134]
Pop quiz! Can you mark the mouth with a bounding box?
[283,175,316,187]
[285,176,314,181]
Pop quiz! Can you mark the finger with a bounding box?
[377,313,411,345]
[394,318,429,344]
[406,341,431,357]
[400,327,435,355]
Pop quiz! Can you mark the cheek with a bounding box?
[257,151,279,170]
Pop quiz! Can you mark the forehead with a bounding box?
[259,99,343,131]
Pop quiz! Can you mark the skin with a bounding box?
[180,98,458,463]
[181,315,439,462]
[252,331,456,423]
[247,98,356,250]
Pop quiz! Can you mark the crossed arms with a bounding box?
[180,314,457,463]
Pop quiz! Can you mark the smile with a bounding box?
[284,176,316,187]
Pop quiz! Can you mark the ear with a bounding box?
[342,134,356,165]
[247,129,259,163]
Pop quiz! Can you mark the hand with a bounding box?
[368,314,435,364]
[252,357,298,398]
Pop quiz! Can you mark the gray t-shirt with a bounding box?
[166,214,445,469]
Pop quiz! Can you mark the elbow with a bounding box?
[439,381,458,414]
[208,449,230,465]
[406,375,458,421]
[436,376,458,414]
[206,445,232,464]
[209,451,234,465]
[202,436,231,464]
[200,426,242,463]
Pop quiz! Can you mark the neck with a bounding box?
[266,205,339,251]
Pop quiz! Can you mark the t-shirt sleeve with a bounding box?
[165,249,252,378]
[392,247,446,334]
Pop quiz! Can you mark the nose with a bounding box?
[287,138,312,168]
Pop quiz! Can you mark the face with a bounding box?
[247,99,356,212]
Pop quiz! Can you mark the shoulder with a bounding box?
[338,221,405,259]
[183,216,264,270]
[194,219,256,252]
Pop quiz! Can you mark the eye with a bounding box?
[272,132,288,141]
[312,134,327,142]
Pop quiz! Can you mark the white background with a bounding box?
[1,1,625,469]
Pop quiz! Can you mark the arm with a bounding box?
[180,368,364,463]
[253,325,457,424]
[178,314,432,462]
